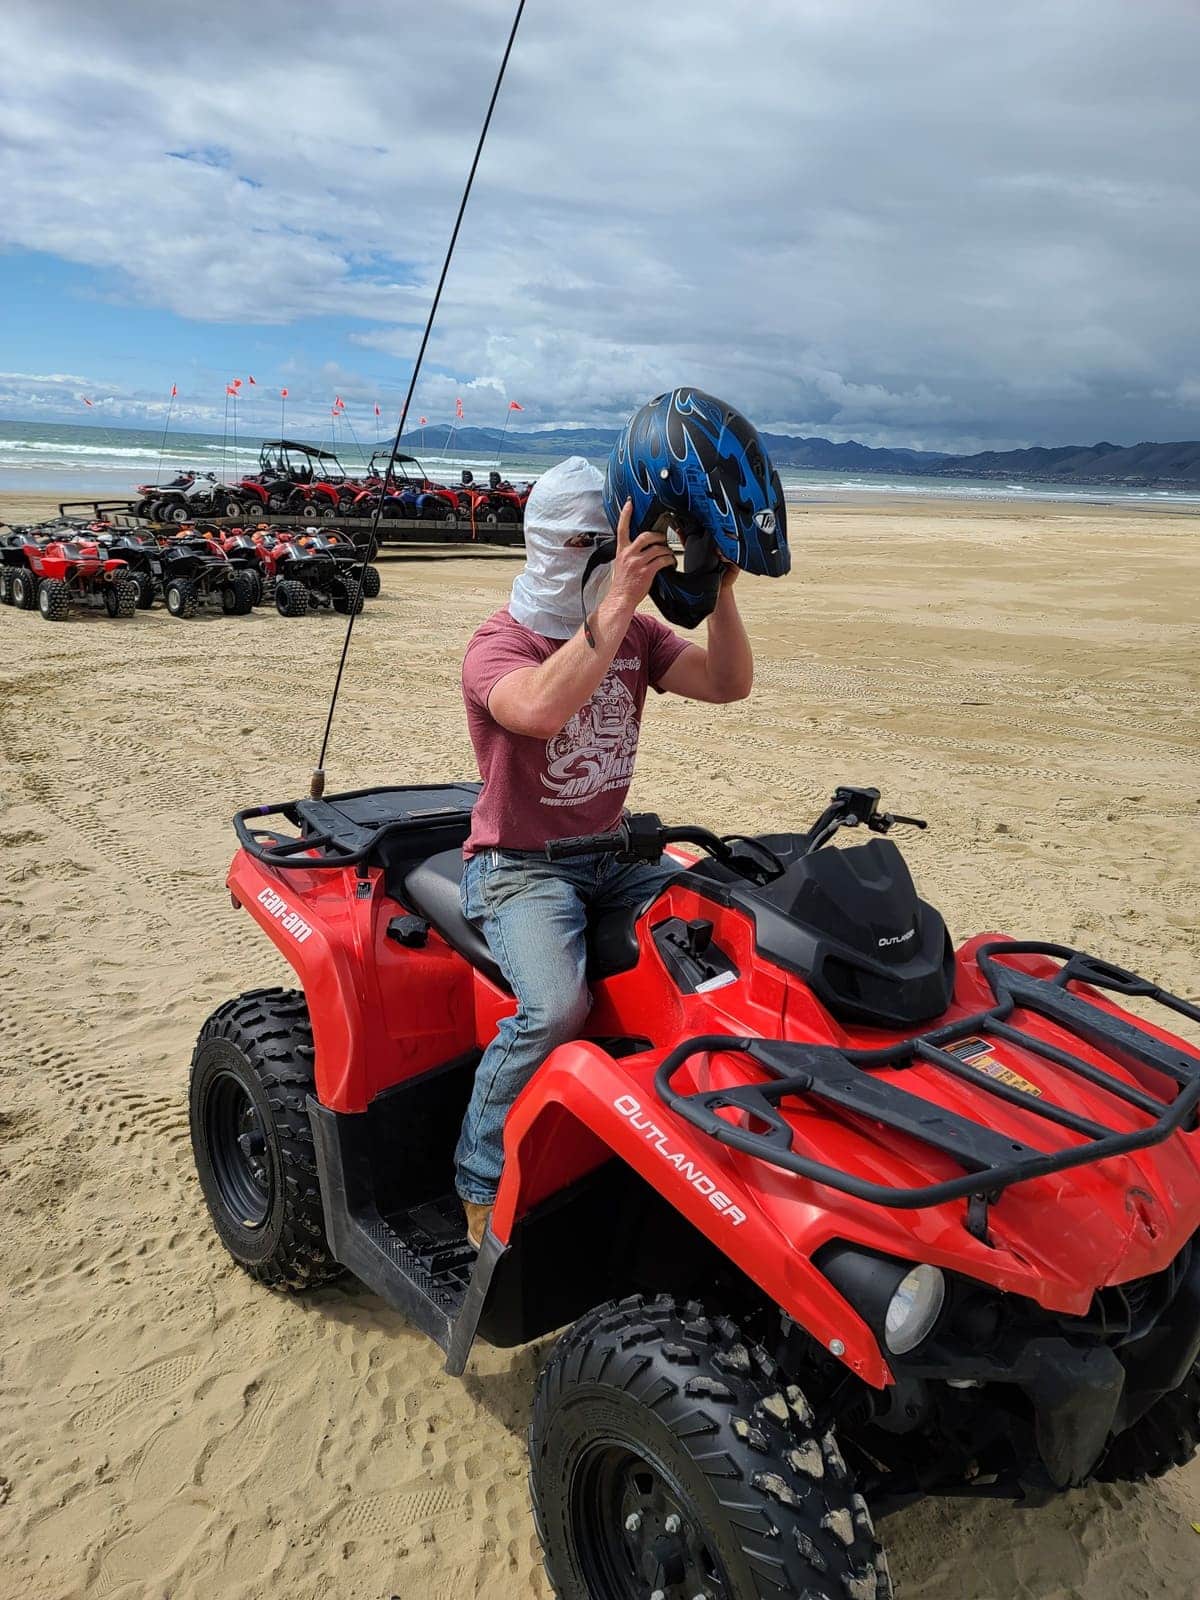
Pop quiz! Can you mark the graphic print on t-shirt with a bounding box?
[541,664,641,807]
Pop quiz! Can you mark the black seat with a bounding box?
[402,850,505,988]
[401,849,678,992]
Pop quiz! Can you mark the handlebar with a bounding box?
[547,787,927,875]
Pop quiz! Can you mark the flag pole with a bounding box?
[154,384,177,486]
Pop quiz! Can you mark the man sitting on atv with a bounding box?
[456,390,790,1246]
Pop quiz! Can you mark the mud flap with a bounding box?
[1022,1338,1125,1488]
[445,1228,508,1376]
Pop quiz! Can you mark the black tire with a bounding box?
[135,497,156,519]
[300,500,320,523]
[162,500,189,525]
[1094,1362,1200,1484]
[134,571,157,609]
[275,578,310,617]
[189,988,340,1289]
[530,1296,891,1600]
[11,570,36,610]
[246,569,265,606]
[331,580,364,615]
[38,578,71,621]
[113,577,139,618]
[222,571,257,615]
[165,578,197,619]
[0,569,14,605]
[222,495,244,520]
[360,565,381,599]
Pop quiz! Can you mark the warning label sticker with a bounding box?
[946,1035,1043,1098]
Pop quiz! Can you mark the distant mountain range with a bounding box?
[401,425,1200,487]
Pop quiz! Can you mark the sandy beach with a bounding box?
[1,489,1198,1599]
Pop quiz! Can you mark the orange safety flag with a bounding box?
[374,403,381,417]
[170,384,178,398]
[334,395,345,411]
[247,375,256,385]
[280,388,288,398]
[508,400,524,411]
[81,396,94,407]
[226,385,238,396]
[455,397,464,419]
[232,378,242,389]
[419,416,427,425]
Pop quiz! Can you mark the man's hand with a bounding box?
[607,498,677,611]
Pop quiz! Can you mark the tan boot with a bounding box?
[463,1200,493,1251]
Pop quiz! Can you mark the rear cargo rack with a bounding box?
[655,941,1200,1240]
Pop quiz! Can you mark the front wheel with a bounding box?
[1094,1362,1200,1484]
[11,570,37,610]
[530,1296,891,1600]
[134,571,157,609]
[189,988,340,1289]
[360,564,381,599]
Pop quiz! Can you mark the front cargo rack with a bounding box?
[655,942,1200,1240]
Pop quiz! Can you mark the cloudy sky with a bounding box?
[1,0,1197,451]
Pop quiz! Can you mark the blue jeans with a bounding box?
[454,848,675,1206]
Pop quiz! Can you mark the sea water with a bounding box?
[2,417,1199,506]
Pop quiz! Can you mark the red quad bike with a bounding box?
[352,451,460,525]
[6,533,139,621]
[188,782,1200,1600]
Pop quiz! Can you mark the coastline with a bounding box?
[3,485,1199,531]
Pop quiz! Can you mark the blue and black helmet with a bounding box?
[602,387,790,628]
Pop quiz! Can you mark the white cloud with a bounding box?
[0,0,1198,447]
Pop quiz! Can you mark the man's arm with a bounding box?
[487,499,676,739]
[656,569,753,703]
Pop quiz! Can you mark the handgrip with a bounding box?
[546,830,621,861]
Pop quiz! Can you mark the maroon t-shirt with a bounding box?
[461,606,690,856]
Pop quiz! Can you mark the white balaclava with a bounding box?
[509,455,611,639]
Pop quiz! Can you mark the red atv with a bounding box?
[231,441,358,522]
[351,452,460,523]
[2,531,138,620]
[188,782,1200,1599]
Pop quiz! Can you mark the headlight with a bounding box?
[885,1265,946,1354]
[819,1245,947,1358]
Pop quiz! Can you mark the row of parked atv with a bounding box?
[137,440,532,530]
[0,519,382,623]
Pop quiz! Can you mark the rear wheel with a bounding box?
[0,569,13,605]
[360,565,381,598]
[530,1296,891,1600]
[11,570,36,610]
[162,500,189,525]
[189,988,340,1289]
[332,580,364,615]
[222,571,257,615]
[134,571,157,609]
[38,578,71,621]
[165,578,197,618]
[222,495,244,520]
[1094,1362,1200,1484]
[275,578,310,617]
[104,578,138,618]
